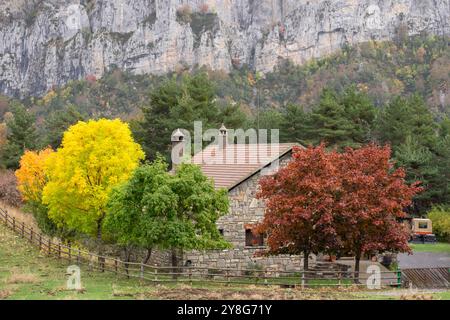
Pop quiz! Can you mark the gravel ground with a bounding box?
[398,252,450,268]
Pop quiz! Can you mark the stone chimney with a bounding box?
[171,128,185,161]
[219,123,228,149]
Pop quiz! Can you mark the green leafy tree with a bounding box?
[103,158,176,264]
[427,207,450,242]
[1,102,37,169]
[104,160,230,269]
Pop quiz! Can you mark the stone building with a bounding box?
[173,125,316,272]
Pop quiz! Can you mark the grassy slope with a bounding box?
[410,242,450,254]
[0,222,154,300]
[0,222,448,300]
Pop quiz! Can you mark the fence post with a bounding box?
[47,238,51,256]
[77,249,81,266]
[189,268,192,286]
[38,234,42,251]
[68,242,72,261]
[30,228,34,243]
[88,254,92,271]
[140,264,144,280]
[114,260,118,273]
[99,256,105,273]
[397,267,402,288]
[12,216,15,231]
[21,222,24,238]
[301,271,305,290]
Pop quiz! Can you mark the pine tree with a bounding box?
[1,102,37,169]
[304,89,353,146]
[394,136,439,213]
[135,73,247,161]
[434,122,450,206]
[42,104,85,149]
[303,87,376,148]
[377,95,444,213]
[376,95,437,150]
[280,104,309,143]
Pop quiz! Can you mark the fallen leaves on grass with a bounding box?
[6,268,40,284]
[400,294,434,300]
[0,288,13,299]
[148,285,362,300]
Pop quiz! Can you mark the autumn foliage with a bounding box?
[15,148,54,202]
[42,119,145,238]
[256,144,422,274]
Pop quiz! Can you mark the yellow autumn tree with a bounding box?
[42,119,145,239]
[15,148,54,202]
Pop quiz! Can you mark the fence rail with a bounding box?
[402,267,450,289]
[0,207,401,288]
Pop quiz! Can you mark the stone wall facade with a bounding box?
[184,152,316,271]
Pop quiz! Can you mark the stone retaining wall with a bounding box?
[184,248,316,273]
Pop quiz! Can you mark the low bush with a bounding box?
[0,170,21,207]
[428,206,450,242]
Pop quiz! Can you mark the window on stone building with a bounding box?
[218,228,224,236]
[245,228,264,247]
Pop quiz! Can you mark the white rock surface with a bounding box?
[0,0,449,97]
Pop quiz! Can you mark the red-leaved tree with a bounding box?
[255,144,343,270]
[335,144,421,281]
[256,144,421,276]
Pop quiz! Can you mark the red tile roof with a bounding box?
[192,143,300,190]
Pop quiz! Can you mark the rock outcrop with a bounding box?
[0,0,449,97]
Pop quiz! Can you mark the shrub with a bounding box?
[0,170,22,207]
[244,262,264,277]
[176,4,192,24]
[428,207,450,242]
[199,3,209,14]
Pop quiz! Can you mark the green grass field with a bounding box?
[410,242,450,253]
[0,223,448,300]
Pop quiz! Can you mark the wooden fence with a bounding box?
[402,268,450,289]
[0,207,401,288]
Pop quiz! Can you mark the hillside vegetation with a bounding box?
[0,35,448,122]
[0,35,449,222]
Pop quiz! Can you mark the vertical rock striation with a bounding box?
[0,0,449,97]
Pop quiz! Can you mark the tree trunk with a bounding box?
[171,248,178,280]
[97,221,102,241]
[124,247,132,278]
[142,248,152,265]
[303,249,309,271]
[302,249,310,286]
[354,253,361,284]
[96,220,105,272]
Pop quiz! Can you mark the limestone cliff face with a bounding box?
[0,0,449,97]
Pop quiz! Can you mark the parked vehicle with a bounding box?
[409,218,437,243]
